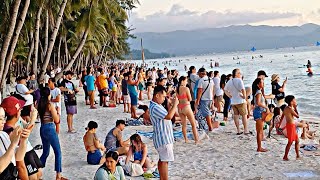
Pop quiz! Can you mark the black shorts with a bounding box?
[99,89,109,96]
[24,149,42,176]
[21,105,32,117]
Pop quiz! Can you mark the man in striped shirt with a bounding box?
[149,85,178,180]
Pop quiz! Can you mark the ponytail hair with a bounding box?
[177,76,187,94]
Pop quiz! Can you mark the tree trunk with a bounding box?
[57,35,62,68]
[0,0,22,88]
[33,6,43,75]
[1,0,30,88]
[26,30,34,73]
[40,0,67,80]
[43,10,49,57]
[64,36,69,66]
[55,29,89,81]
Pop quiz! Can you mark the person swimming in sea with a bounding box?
[306,65,313,76]
[307,60,311,67]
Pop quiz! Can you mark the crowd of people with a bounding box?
[0,61,316,180]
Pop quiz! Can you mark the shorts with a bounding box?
[199,100,212,117]
[123,95,131,104]
[130,93,138,106]
[253,107,265,120]
[286,123,298,143]
[21,105,32,117]
[87,150,102,165]
[138,83,144,91]
[66,105,77,115]
[112,87,117,92]
[156,144,174,162]
[232,103,247,116]
[24,149,42,176]
[99,89,109,96]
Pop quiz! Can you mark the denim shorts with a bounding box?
[199,100,212,117]
[253,107,266,121]
[130,93,138,106]
[87,150,102,165]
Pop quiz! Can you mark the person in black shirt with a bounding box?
[271,74,287,107]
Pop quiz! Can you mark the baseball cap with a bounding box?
[16,76,27,82]
[257,70,268,77]
[0,96,25,116]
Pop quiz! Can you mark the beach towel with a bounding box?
[137,131,193,140]
[300,144,320,156]
[125,119,144,126]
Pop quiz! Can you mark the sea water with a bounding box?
[133,46,320,119]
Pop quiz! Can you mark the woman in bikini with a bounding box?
[176,76,199,143]
[83,121,106,165]
[125,134,155,169]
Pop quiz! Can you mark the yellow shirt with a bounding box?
[98,74,108,89]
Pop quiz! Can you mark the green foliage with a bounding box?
[127,49,175,60]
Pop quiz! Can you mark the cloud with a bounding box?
[129,4,302,32]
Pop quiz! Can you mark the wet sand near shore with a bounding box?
[28,87,320,179]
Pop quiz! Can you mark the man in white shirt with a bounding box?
[224,68,250,135]
[15,76,34,122]
[213,71,224,113]
[196,68,215,131]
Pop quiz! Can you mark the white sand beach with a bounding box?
[28,87,320,180]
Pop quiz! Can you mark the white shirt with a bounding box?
[44,74,50,84]
[213,77,223,96]
[16,84,33,106]
[197,76,215,101]
[0,131,16,164]
[50,88,62,115]
[225,78,246,105]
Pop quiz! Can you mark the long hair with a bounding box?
[252,78,262,99]
[177,76,187,94]
[130,134,143,152]
[220,74,227,89]
[38,87,51,120]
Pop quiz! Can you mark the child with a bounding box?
[122,73,131,113]
[48,78,61,134]
[282,95,302,161]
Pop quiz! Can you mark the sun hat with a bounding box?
[271,74,279,82]
[0,96,25,116]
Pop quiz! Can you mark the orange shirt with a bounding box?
[98,74,108,89]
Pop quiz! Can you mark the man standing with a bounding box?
[149,85,178,180]
[196,68,215,131]
[225,68,250,135]
[15,76,34,122]
[84,67,96,109]
[59,71,79,133]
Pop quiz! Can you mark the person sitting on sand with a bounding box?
[268,107,281,137]
[83,121,106,165]
[283,95,301,161]
[94,151,126,180]
[104,120,130,155]
[252,78,270,152]
[177,76,199,143]
[125,134,155,170]
[138,105,151,125]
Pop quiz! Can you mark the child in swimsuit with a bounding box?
[282,95,301,161]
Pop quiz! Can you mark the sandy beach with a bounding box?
[26,84,320,180]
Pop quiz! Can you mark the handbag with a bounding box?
[0,136,18,180]
[262,112,273,122]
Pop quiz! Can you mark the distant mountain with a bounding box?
[128,23,320,56]
[126,49,175,60]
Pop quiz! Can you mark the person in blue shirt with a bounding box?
[84,67,96,109]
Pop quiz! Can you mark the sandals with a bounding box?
[236,132,243,135]
[244,131,253,135]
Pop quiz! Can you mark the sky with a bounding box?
[128,0,320,33]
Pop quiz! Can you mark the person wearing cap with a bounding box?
[271,74,287,106]
[59,70,79,133]
[15,76,34,122]
[83,121,106,165]
[196,67,215,131]
[0,97,32,179]
[225,69,250,135]
[104,120,130,155]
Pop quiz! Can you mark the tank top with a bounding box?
[104,127,120,150]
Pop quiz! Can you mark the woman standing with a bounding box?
[127,71,139,118]
[38,87,66,179]
[137,68,145,101]
[176,76,199,143]
[221,74,231,121]
[271,74,287,106]
[80,70,89,105]
[252,78,269,152]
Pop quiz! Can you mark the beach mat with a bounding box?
[283,171,319,178]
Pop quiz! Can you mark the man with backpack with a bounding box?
[195,68,215,131]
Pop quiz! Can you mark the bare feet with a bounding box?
[283,157,289,161]
[296,156,302,160]
[257,148,268,152]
